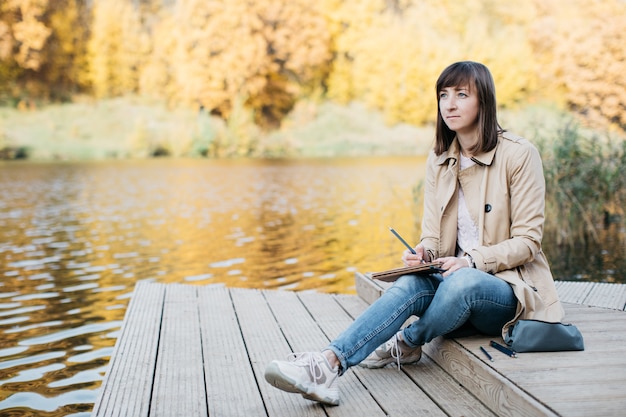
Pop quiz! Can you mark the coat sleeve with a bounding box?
[472,141,546,273]
[419,150,441,261]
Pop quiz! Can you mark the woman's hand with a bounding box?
[402,245,430,266]
[435,256,471,277]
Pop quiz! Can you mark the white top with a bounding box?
[457,154,479,255]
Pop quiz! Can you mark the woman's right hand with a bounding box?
[402,245,429,266]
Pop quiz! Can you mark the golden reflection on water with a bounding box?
[0,158,624,414]
[0,157,427,415]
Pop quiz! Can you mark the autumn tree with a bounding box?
[0,0,51,101]
[531,0,626,130]
[88,0,147,97]
[1,0,625,135]
[319,0,540,126]
[41,0,90,99]
[0,0,89,102]
[158,0,331,128]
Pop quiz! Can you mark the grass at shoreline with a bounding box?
[0,97,435,161]
[0,96,621,161]
[0,97,200,160]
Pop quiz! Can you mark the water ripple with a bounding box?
[0,390,98,413]
[0,158,621,415]
[21,321,122,347]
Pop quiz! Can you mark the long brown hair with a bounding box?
[434,61,503,156]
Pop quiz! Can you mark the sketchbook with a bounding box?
[370,262,445,282]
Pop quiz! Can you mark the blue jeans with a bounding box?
[326,269,517,374]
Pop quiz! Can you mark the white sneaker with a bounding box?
[264,351,340,406]
[359,333,422,370]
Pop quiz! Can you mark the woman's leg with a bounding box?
[264,269,517,405]
[265,274,438,405]
[326,274,440,373]
[401,268,517,348]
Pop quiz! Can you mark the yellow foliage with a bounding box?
[1,0,51,71]
[1,0,625,133]
[320,0,542,125]
[155,0,331,128]
[46,0,90,93]
[88,0,146,98]
[535,0,626,129]
[139,10,178,103]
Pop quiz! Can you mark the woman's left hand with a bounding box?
[434,256,471,277]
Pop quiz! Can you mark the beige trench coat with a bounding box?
[420,132,564,339]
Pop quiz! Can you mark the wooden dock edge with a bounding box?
[355,272,560,417]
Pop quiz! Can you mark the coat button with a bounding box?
[485,204,492,213]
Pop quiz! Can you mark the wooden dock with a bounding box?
[92,277,626,417]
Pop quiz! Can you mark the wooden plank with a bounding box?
[402,355,498,417]
[229,288,326,417]
[150,284,206,417]
[263,290,332,352]
[504,365,626,385]
[584,282,626,310]
[543,397,626,417]
[299,293,446,416]
[555,281,626,310]
[354,272,385,305]
[422,337,559,417]
[354,272,557,416]
[523,383,626,417]
[333,291,495,417]
[355,367,448,417]
[197,285,267,416]
[93,280,165,417]
[94,277,626,417]
[265,290,387,417]
[439,306,626,417]
[354,273,626,417]
[555,281,593,305]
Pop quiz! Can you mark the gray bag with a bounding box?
[504,319,584,352]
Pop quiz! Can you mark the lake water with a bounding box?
[0,158,623,416]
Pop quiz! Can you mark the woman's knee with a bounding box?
[439,269,514,302]
[438,269,485,296]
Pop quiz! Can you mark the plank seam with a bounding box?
[231,289,271,417]
[145,284,166,417]
[195,287,210,417]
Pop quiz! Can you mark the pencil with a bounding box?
[489,340,518,358]
[480,346,494,362]
[389,227,417,254]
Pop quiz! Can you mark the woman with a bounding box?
[264,61,564,406]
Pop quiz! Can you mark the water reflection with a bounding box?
[0,158,623,415]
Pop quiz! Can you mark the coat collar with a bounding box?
[434,136,498,167]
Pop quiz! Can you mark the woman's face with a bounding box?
[438,84,480,136]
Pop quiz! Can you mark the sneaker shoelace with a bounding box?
[389,333,402,370]
[288,352,324,383]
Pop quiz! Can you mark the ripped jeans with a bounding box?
[326,268,517,374]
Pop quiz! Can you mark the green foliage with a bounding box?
[209,96,260,158]
[538,122,625,246]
